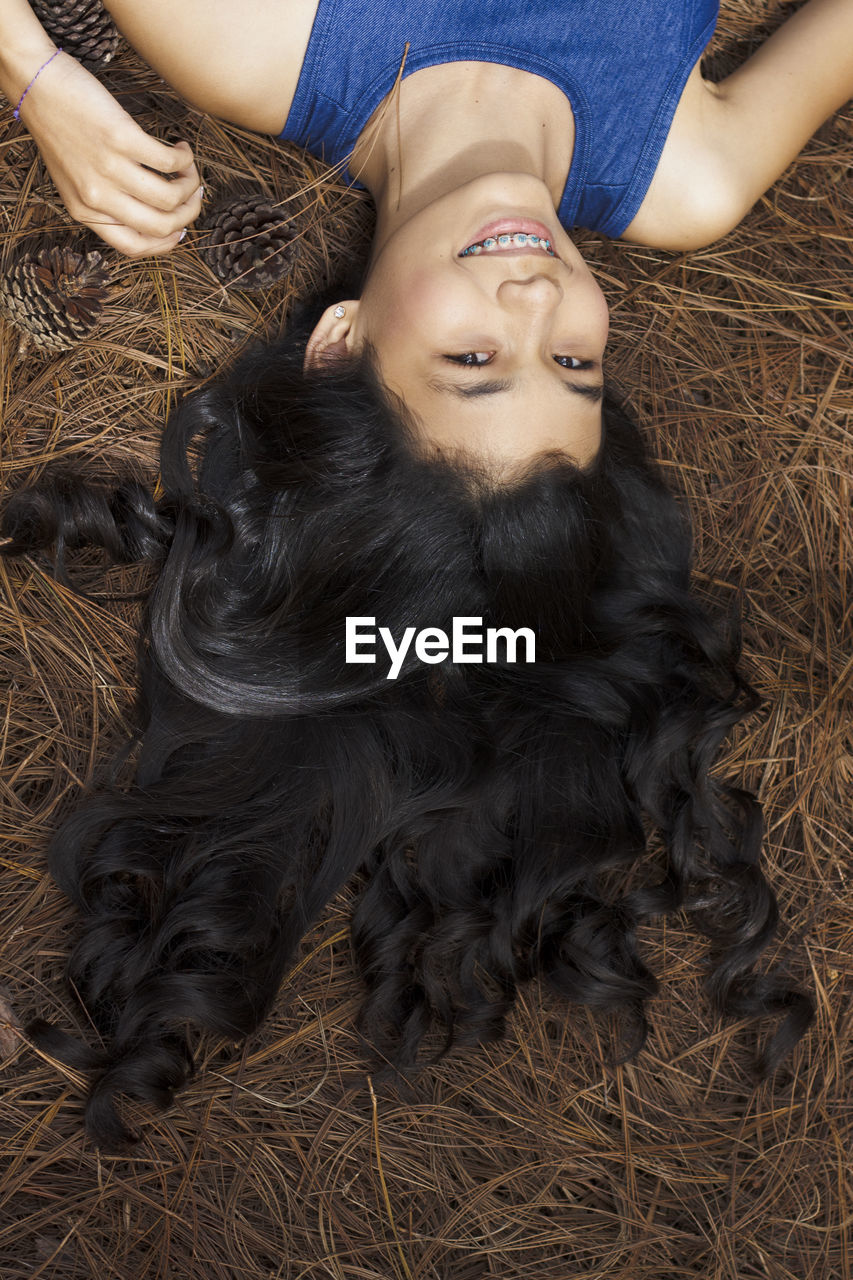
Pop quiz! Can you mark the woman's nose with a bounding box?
[496,273,563,311]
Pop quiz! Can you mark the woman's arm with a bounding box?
[625,0,853,251]
[99,0,316,135]
[0,0,203,256]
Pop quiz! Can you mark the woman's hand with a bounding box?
[18,50,203,257]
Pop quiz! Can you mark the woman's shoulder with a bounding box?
[619,63,748,252]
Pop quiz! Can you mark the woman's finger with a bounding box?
[78,181,203,246]
[81,218,186,259]
[128,131,200,181]
[121,160,204,215]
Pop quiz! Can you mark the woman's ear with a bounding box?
[303,301,362,373]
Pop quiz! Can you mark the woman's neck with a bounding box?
[351,61,575,255]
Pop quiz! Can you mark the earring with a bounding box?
[334,305,346,318]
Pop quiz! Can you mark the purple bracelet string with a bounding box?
[13,48,63,120]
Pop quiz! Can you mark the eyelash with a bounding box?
[444,353,592,370]
[444,352,492,366]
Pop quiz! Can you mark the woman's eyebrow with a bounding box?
[427,376,604,403]
[428,376,514,399]
[567,381,604,404]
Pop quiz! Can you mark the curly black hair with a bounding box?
[1,310,812,1150]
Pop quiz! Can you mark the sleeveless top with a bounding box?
[279,0,719,238]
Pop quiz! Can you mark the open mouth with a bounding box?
[459,218,559,259]
[459,231,557,258]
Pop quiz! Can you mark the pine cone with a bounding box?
[0,246,115,355]
[29,0,121,68]
[199,195,301,291]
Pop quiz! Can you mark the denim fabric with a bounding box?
[280,0,718,236]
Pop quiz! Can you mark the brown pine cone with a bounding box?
[199,194,302,292]
[29,0,121,68]
[0,246,115,355]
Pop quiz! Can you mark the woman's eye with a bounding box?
[444,353,593,370]
[553,356,592,371]
[444,352,494,367]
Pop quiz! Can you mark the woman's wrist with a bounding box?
[0,0,59,104]
[10,46,65,119]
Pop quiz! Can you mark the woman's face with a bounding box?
[351,176,610,472]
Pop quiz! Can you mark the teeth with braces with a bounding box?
[460,232,555,257]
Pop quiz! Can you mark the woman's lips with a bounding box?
[459,218,559,258]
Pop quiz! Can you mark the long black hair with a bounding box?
[1,311,812,1149]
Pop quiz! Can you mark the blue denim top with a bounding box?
[280,0,719,237]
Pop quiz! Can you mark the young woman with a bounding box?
[1,1,846,1147]
[2,0,852,470]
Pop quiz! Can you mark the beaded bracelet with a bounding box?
[13,48,63,120]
